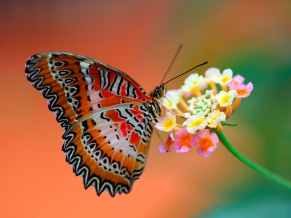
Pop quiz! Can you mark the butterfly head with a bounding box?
[150,85,166,100]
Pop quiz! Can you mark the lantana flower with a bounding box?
[214,68,233,86]
[205,67,221,81]
[193,129,219,157]
[182,73,206,97]
[205,68,233,86]
[163,89,184,109]
[182,73,205,91]
[206,110,226,128]
[155,112,176,132]
[228,74,253,98]
[175,128,195,153]
[234,83,253,98]
[229,74,245,88]
[156,67,253,157]
[230,82,253,99]
[183,112,207,134]
[216,90,237,107]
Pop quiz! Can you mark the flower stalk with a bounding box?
[217,131,291,191]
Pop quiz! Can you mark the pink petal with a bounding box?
[210,132,219,145]
[158,143,167,153]
[194,129,210,141]
[197,147,210,157]
[190,136,196,147]
[207,144,217,153]
[176,146,191,153]
[233,75,245,84]
[245,82,253,93]
[175,127,188,137]
[184,92,192,98]
[229,83,238,90]
[199,84,208,90]
[237,83,253,98]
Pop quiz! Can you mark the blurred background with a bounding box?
[1,0,291,217]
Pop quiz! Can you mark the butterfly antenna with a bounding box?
[160,43,183,86]
[162,61,208,85]
[164,96,171,104]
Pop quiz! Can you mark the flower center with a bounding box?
[200,136,214,152]
[236,88,248,96]
[189,97,213,115]
[180,134,191,147]
[164,118,174,131]
[221,94,231,105]
[221,76,231,84]
[190,118,204,128]
[209,113,220,126]
[192,80,198,85]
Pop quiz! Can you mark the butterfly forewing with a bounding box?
[25,52,155,196]
[25,53,152,130]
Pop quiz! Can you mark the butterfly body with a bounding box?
[25,52,165,196]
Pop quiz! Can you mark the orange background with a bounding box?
[1,1,291,217]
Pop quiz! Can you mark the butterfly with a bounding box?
[25,52,166,196]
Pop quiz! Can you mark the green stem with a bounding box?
[217,131,291,191]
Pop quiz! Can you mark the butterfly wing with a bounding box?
[25,52,153,131]
[63,103,153,196]
[25,53,154,196]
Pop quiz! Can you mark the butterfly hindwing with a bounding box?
[62,103,153,196]
[25,52,152,131]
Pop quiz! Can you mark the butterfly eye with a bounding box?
[158,86,165,98]
[151,86,164,99]
[153,86,165,99]
[155,88,160,97]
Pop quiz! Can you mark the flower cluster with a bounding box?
[156,68,253,157]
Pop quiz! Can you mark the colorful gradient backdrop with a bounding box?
[1,0,291,217]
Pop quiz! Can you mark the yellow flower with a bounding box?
[163,89,184,109]
[206,110,226,128]
[218,69,233,86]
[205,67,221,82]
[205,68,233,86]
[216,90,237,107]
[182,73,205,92]
[183,112,206,134]
[155,112,176,132]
